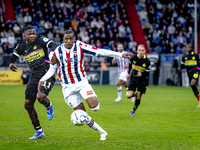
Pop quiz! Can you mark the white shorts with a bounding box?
[119,71,128,82]
[62,80,97,109]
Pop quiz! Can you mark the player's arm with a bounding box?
[127,58,133,79]
[38,64,57,92]
[178,56,185,71]
[8,44,21,72]
[97,48,132,58]
[196,54,200,71]
[80,42,132,58]
[112,57,116,65]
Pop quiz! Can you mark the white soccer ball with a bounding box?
[71,109,88,126]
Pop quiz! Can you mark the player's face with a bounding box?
[137,46,146,58]
[24,29,37,44]
[63,33,75,49]
[117,44,124,52]
[186,44,192,53]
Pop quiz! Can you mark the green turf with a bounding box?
[0,85,200,150]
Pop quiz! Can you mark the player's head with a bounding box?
[117,43,124,53]
[22,25,37,44]
[63,30,76,49]
[137,44,146,58]
[186,43,192,53]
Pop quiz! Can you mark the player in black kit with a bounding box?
[126,44,151,115]
[178,44,200,107]
[8,25,58,139]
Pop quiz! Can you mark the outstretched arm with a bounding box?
[97,49,133,58]
[38,64,57,92]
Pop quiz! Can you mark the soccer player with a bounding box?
[8,25,58,139]
[112,43,132,102]
[178,43,200,107]
[38,30,132,140]
[126,44,151,115]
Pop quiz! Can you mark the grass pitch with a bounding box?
[0,85,200,150]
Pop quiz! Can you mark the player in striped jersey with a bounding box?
[38,30,132,140]
[112,43,132,102]
[178,44,200,107]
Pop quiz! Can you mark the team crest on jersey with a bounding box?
[69,102,73,107]
[74,51,77,55]
[43,38,48,42]
[133,61,136,64]
[185,57,187,60]
[33,46,37,49]
[192,56,195,60]
[142,63,146,67]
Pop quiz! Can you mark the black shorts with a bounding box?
[25,75,55,100]
[188,72,199,83]
[127,78,148,94]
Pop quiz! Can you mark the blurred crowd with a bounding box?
[136,0,196,54]
[0,0,197,55]
[0,0,137,55]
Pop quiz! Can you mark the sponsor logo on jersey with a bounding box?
[142,63,146,67]
[86,90,94,95]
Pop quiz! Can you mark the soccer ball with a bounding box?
[71,109,88,126]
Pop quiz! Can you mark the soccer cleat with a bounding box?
[131,96,136,103]
[46,102,54,120]
[115,97,122,102]
[100,132,107,140]
[130,109,135,115]
[29,130,45,139]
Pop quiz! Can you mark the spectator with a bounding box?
[71,18,79,29]
[24,12,32,25]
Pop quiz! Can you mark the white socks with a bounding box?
[117,86,122,98]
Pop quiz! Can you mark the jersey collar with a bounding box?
[187,51,194,55]
[62,43,75,52]
[137,54,146,59]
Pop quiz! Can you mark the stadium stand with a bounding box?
[0,0,138,55]
[0,0,198,56]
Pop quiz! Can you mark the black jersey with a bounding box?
[180,52,200,75]
[128,54,151,81]
[9,35,58,78]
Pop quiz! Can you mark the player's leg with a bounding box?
[190,74,200,107]
[130,91,142,115]
[25,95,45,139]
[79,84,107,140]
[115,79,123,102]
[129,84,147,115]
[37,77,55,120]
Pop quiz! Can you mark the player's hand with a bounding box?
[126,74,130,79]
[38,81,44,93]
[112,58,116,65]
[137,70,142,77]
[9,63,17,72]
[122,52,133,58]
[50,56,58,64]
[178,67,181,72]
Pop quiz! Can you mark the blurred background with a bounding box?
[0,0,199,86]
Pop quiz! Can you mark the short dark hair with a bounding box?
[63,30,75,37]
[22,25,35,33]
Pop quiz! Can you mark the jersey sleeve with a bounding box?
[8,43,23,65]
[39,36,58,51]
[79,41,99,56]
[180,55,186,69]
